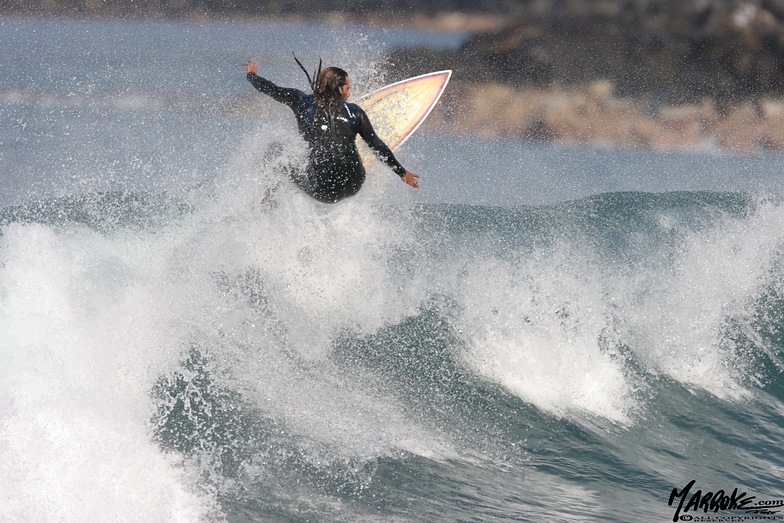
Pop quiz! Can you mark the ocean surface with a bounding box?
[2,16,784,523]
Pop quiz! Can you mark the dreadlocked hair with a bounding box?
[314,67,348,123]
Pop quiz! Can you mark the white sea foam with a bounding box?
[175,131,459,462]
[0,223,219,522]
[620,199,784,399]
[455,197,784,424]
[456,246,635,424]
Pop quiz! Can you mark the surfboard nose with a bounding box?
[358,70,452,151]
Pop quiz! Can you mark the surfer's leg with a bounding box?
[287,167,321,199]
[284,159,364,203]
[258,144,319,200]
[288,165,343,203]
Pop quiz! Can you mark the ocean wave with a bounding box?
[2,177,783,521]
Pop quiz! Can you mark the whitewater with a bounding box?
[2,16,784,523]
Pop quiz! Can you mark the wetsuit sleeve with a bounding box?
[354,106,407,177]
[247,72,303,109]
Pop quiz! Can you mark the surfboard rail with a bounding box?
[357,70,452,152]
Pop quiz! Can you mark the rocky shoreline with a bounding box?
[424,82,784,154]
[380,2,784,154]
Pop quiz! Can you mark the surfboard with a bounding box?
[357,70,451,153]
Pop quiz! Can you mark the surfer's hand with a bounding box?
[402,170,419,189]
[244,60,258,75]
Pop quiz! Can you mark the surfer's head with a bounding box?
[316,67,350,102]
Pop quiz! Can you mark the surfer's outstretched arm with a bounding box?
[354,106,419,189]
[244,60,303,108]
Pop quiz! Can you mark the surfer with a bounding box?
[245,59,420,203]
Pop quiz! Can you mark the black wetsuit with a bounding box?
[247,72,407,203]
